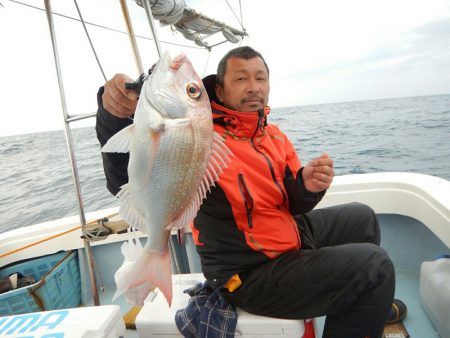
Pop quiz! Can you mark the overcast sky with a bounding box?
[1,0,449,136]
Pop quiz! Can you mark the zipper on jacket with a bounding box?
[251,109,287,205]
[238,173,254,228]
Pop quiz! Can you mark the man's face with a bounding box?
[215,56,270,112]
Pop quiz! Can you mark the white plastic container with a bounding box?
[0,305,126,338]
[420,257,450,338]
[136,273,317,338]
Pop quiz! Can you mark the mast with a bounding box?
[43,0,100,306]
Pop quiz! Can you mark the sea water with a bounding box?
[1,94,449,233]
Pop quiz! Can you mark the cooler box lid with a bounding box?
[0,305,125,338]
[136,273,305,337]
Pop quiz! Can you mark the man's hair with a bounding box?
[216,46,269,86]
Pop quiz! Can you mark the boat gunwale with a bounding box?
[1,172,449,267]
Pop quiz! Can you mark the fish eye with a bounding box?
[186,82,202,99]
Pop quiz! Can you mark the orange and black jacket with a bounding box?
[96,74,326,284]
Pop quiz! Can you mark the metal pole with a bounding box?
[43,0,100,306]
[142,0,163,57]
[67,112,97,122]
[119,0,144,74]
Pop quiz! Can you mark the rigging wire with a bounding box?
[239,0,243,28]
[202,49,211,77]
[6,0,248,52]
[225,0,243,29]
[73,0,107,82]
[6,0,248,79]
[4,0,203,50]
[238,0,244,46]
[224,0,246,47]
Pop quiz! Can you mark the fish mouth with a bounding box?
[150,52,177,73]
[169,54,188,71]
[154,52,188,74]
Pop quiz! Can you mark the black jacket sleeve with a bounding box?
[283,166,326,215]
[95,86,132,196]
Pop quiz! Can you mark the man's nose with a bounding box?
[245,78,259,92]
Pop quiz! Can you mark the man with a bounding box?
[96,46,396,337]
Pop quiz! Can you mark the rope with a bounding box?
[136,0,185,25]
[133,0,247,48]
[0,212,119,260]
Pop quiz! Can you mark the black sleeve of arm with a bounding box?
[284,166,326,215]
[95,86,132,196]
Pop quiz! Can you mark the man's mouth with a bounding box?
[242,97,262,104]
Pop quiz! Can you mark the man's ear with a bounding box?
[215,84,223,103]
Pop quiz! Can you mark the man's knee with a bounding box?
[323,244,395,337]
[347,202,380,244]
[361,243,395,291]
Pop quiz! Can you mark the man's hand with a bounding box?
[302,153,334,193]
[102,74,139,118]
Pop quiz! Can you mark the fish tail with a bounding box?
[113,249,173,306]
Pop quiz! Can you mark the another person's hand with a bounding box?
[102,74,139,118]
[302,153,334,193]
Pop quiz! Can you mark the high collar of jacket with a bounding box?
[211,101,271,138]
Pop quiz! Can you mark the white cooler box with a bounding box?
[420,258,450,338]
[136,273,317,338]
[0,305,125,338]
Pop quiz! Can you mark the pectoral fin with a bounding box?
[101,124,135,153]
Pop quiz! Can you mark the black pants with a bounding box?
[223,202,395,338]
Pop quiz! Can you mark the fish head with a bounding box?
[143,52,210,121]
